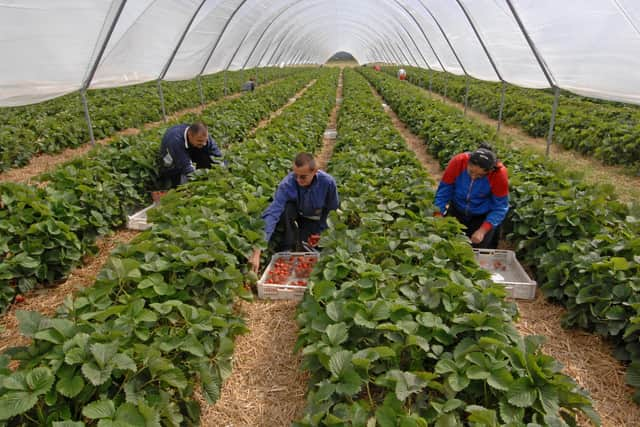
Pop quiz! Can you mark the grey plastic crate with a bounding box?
[257,252,319,301]
[473,249,536,300]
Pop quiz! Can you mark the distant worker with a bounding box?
[157,122,223,189]
[433,143,509,249]
[374,64,381,72]
[241,77,256,92]
[397,68,407,80]
[250,152,339,271]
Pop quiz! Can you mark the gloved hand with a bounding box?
[307,234,321,247]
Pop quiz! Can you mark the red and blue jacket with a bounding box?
[434,152,509,230]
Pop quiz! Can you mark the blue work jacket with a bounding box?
[262,170,339,242]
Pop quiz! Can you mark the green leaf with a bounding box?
[81,362,113,386]
[56,374,85,398]
[466,405,498,425]
[487,368,513,391]
[388,370,429,402]
[326,323,349,346]
[82,399,116,419]
[507,378,536,408]
[329,350,353,377]
[90,342,119,368]
[16,310,46,337]
[34,328,65,344]
[26,367,55,394]
[435,413,461,427]
[199,362,221,404]
[611,257,630,270]
[159,369,188,390]
[447,371,470,392]
[626,362,640,388]
[0,391,39,420]
[112,353,136,372]
[53,421,86,427]
[114,402,145,425]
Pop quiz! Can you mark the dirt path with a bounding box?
[0,229,138,353]
[369,83,639,427]
[199,300,308,426]
[200,73,345,426]
[0,81,280,185]
[248,79,317,138]
[316,70,343,170]
[414,84,640,204]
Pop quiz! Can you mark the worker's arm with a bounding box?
[207,136,223,158]
[433,153,466,215]
[319,179,339,231]
[261,179,293,242]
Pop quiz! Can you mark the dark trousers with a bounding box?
[158,172,188,190]
[270,201,321,252]
[446,204,499,249]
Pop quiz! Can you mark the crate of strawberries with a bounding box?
[257,252,319,300]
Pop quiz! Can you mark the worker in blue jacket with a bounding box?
[250,152,339,271]
[433,144,509,248]
[157,122,223,189]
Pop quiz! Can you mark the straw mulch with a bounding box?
[248,80,317,138]
[199,300,309,427]
[0,229,138,354]
[516,293,640,427]
[316,70,343,171]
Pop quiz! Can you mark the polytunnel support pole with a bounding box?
[505,0,559,154]
[158,0,207,82]
[240,2,298,72]
[497,81,506,132]
[80,90,96,145]
[157,80,167,123]
[197,76,204,106]
[224,71,228,96]
[464,75,469,115]
[79,0,127,146]
[197,0,250,92]
[546,87,560,157]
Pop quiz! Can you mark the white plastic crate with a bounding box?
[473,249,537,300]
[257,252,319,301]
[323,129,337,139]
[126,203,157,231]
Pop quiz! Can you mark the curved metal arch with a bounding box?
[261,16,401,66]
[241,0,429,68]
[258,7,420,67]
[198,0,251,76]
[268,19,399,66]
[416,0,467,75]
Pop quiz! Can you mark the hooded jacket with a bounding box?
[434,152,509,230]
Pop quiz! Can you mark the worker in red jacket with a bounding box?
[433,144,509,248]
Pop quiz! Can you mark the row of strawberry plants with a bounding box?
[363,67,640,402]
[293,68,597,426]
[0,68,340,425]
[0,67,298,173]
[386,66,640,170]
[0,70,319,314]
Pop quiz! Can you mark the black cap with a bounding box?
[469,148,497,171]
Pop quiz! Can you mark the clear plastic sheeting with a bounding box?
[1,0,640,106]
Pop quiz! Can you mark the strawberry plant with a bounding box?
[363,67,640,402]
[393,66,640,170]
[293,69,598,426]
[0,67,301,172]
[0,67,340,424]
[0,70,321,314]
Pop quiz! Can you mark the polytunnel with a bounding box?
[1,0,640,106]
